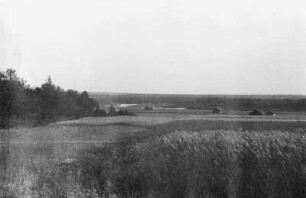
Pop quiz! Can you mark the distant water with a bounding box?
[118,104,138,108]
[153,107,186,110]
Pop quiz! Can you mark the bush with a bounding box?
[116,110,135,116]
[93,108,107,117]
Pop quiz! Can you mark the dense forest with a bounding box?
[91,93,306,111]
[0,69,101,128]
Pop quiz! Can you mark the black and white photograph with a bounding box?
[1,0,306,197]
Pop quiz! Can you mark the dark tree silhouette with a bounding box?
[0,69,100,128]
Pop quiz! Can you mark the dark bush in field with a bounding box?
[116,109,135,116]
[249,109,263,115]
[93,108,107,117]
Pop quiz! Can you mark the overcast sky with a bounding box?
[1,0,306,94]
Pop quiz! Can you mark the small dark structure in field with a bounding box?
[144,105,154,110]
[212,107,222,114]
[265,111,275,116]
[249,110,263,115]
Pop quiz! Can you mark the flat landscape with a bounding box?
[3,1,306,197]
[1,110,306,197]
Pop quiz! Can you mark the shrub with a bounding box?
[116,110,135,116]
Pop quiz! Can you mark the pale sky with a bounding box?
[1,0,306,94]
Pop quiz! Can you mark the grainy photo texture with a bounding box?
[1,0,306,197]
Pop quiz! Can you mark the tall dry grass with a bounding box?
[134,130,305,198]
[1,119,306,197]
[115,130,304,198]
[0,123,145,197]
[75,120,306,198]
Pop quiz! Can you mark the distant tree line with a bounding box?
[92,93,306,112]
[0,69,104,128]
[193,97,306,111]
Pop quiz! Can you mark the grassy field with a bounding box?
[0,112,306,197]
[0,123,147,197]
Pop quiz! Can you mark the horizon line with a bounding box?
[89,91,306,97]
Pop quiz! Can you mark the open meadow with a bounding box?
[3,0,306,197]
[0,111,306,197]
